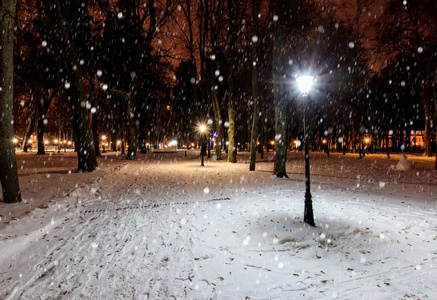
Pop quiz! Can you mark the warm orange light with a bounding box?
[12,138,18,144]
[28,139,33,144]
[322,139,327,144]
[117,140,121,145]
[102,135,107,140]
[364,138,370,143]
[199,125,206,132]
[270,140,275,145]
[44,140,49,144]
[54,139,58,143]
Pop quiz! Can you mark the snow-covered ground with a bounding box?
[1,150,436,299]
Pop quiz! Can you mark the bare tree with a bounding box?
[272,0,288,178]
[48,0,97,171]
[0,0,22,203]
[249,0,261,171]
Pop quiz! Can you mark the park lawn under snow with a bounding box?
[0,150,436,299]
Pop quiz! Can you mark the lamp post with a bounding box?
[102,135,107,153]
[199,125,207,166]
[297,75,315,227]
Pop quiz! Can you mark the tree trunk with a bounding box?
[385,131,390,159]
[36,108,46,155]
[249,0,261,171]
[111,122,117,152]
[0,0,22,203]
[433,69,437,169]
[90,76,101,157]
[126,92,138,160]
[209,60,222,160]
[272,1,287,178]
[422,76,433,157]
[226,0,237,163]
[50,0,97,171]
[22,104,37,152]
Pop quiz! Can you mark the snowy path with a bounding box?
[1,151,437,299]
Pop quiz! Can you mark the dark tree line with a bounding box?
[2,0,437,203]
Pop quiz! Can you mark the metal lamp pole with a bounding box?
[200,125,206,166]
[297,75,315,227]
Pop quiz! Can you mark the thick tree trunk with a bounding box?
[92,110,101,156]
[226,0,237,163]
[272,1,287,178]
[50,0,97,171]
[90,77,101,157]
[0,0,22,203]
[249,0,261,171]
[36,109,46,155]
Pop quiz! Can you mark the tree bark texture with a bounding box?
[0,0,22,203]
[50,0,97,171]
[226,0,237,163]
[249,0,261,172]
[272,1,288,178]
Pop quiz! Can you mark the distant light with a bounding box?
[169,140,177,146]
[322,139,327,144]
[296,75,314,96]
[12,138,18,143]
[67,141,72,145]
[270,140,275,145]
[200,125,206,132]
[54,139,58,143]
[364,138,370,143]
[45,140,49,144]
[117,140,121,145]
[102,135,107,140]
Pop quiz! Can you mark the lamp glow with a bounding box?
[297,75,314,96]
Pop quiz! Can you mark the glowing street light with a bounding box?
[296,75,314,97]
[102,135,107,153]
[297,74,315,227]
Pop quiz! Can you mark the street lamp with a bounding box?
[102,135,107,153]
[199,124,207,166]
[297,75,315,227]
